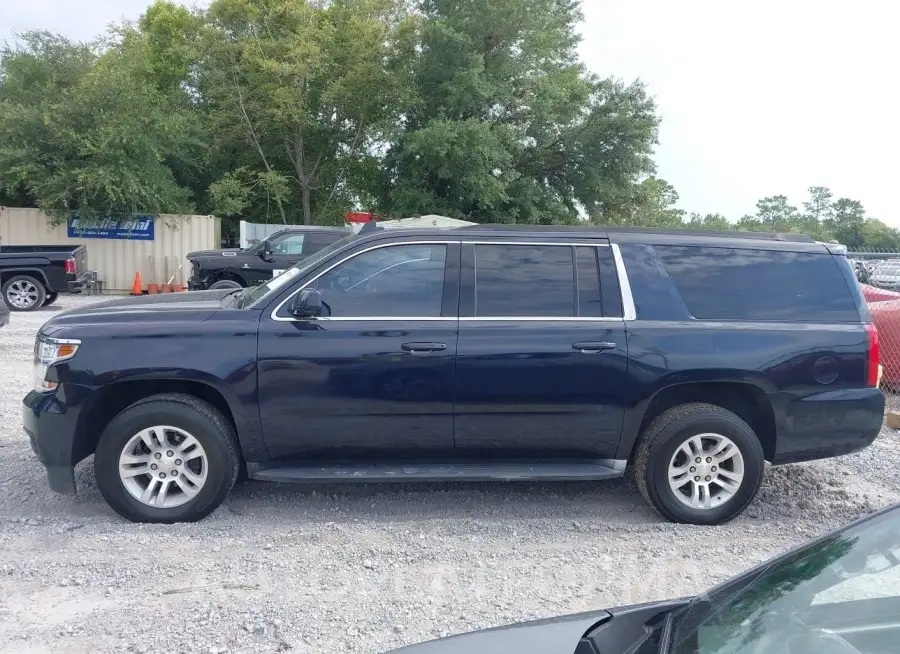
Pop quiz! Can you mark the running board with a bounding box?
[249,460,627,484]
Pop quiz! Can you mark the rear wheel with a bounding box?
[631,403,765,525]
[43,292,59,307]
[2,274,46,311]
[94,393,241,523]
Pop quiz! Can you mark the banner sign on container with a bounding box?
[67,216,155,241]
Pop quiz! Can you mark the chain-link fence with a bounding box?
[848,248,900,396]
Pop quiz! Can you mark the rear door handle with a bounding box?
[402,342,448,354]
[572,341,617,353]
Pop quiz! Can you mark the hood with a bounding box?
[40,289,235,333]
[386,610,609,654]
[187,248,244,259]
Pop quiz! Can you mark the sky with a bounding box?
[2,1,899,225]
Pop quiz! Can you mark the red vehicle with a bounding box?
[861,283,900,387]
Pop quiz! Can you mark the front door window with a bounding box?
[308,244,448,318]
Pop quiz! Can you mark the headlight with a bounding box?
[34,335,80,392]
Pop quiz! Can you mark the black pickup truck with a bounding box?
[187,226,349,290]
[1,244,90,311]
[23,225,884,524]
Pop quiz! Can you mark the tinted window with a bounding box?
[272,233,305,255]
[474,245,575,317]
[311,244,446,317]
[655,246,859,322]
[576,247,603,317]
[304,231,346,255]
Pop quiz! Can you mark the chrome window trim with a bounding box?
[459,316,623,322]
[466,240,611,247]
[270,238,635,323]
[271,240,458,322]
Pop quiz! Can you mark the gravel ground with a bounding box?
[1,295,899,654]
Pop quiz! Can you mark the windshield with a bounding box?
[669,507,900,654]
[246,239,267,254]
[238,233,358,308]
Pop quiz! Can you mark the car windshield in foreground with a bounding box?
[669,504,900,654]
[237,233,359,308]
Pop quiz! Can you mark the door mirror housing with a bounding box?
[290,289,323,318]
[260,239,274,260]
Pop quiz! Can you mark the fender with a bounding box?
[1,267,51,287]
[616,372,776,461]
[89,369,267,461]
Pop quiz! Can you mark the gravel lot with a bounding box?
[1,295,899,654]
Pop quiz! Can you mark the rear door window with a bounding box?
[472,244,618,318]
[655,246,859,322]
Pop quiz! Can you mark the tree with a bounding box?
[200,0,413,225]
[826,198,867,248]
[803,185,834,223]
[688,212,730,230]
[0,30,201,223]
[754,195,800,231]
[600,177,685,227]
[378,0,660,224]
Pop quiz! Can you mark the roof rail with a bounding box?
[457,224,817,243]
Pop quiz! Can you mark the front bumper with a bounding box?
[22,389,84,495]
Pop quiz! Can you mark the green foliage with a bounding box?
[379,0,660,223]
[0,30,203,224]
[200,0,412,225]
[0,1,898,251]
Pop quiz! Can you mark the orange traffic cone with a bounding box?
[147,283,159,295]
[131,272,143,296]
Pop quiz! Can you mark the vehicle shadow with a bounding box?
[42,455,882,528]
[223,476,659,525]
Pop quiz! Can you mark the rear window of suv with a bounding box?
[655,245,860,322]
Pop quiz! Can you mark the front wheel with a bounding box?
[94,393,241,523]
[631,403,765,525]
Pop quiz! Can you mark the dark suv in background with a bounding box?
[24,226,883,525]
[187,225,349,290]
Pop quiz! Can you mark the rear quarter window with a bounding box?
[654,246,860,323]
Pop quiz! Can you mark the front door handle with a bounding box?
[572,341,617,353]
[402,342,448,354]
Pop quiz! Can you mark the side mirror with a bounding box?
[260,240,274,260]
[290,289,323,318]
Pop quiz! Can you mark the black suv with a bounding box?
[23,226,884,525]
[187,226,349,290]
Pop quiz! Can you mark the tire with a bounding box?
[2,274,46,312]
[94,393,241,523]
[43,292,59,307]
[208,279,243,290]
[631,402,765,526]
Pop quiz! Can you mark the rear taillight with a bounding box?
[866,323,880,387]
[64,257,76,275]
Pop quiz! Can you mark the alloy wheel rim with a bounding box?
[6,280,39,309]
[667,433,745,510]
[118,426,208,508]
